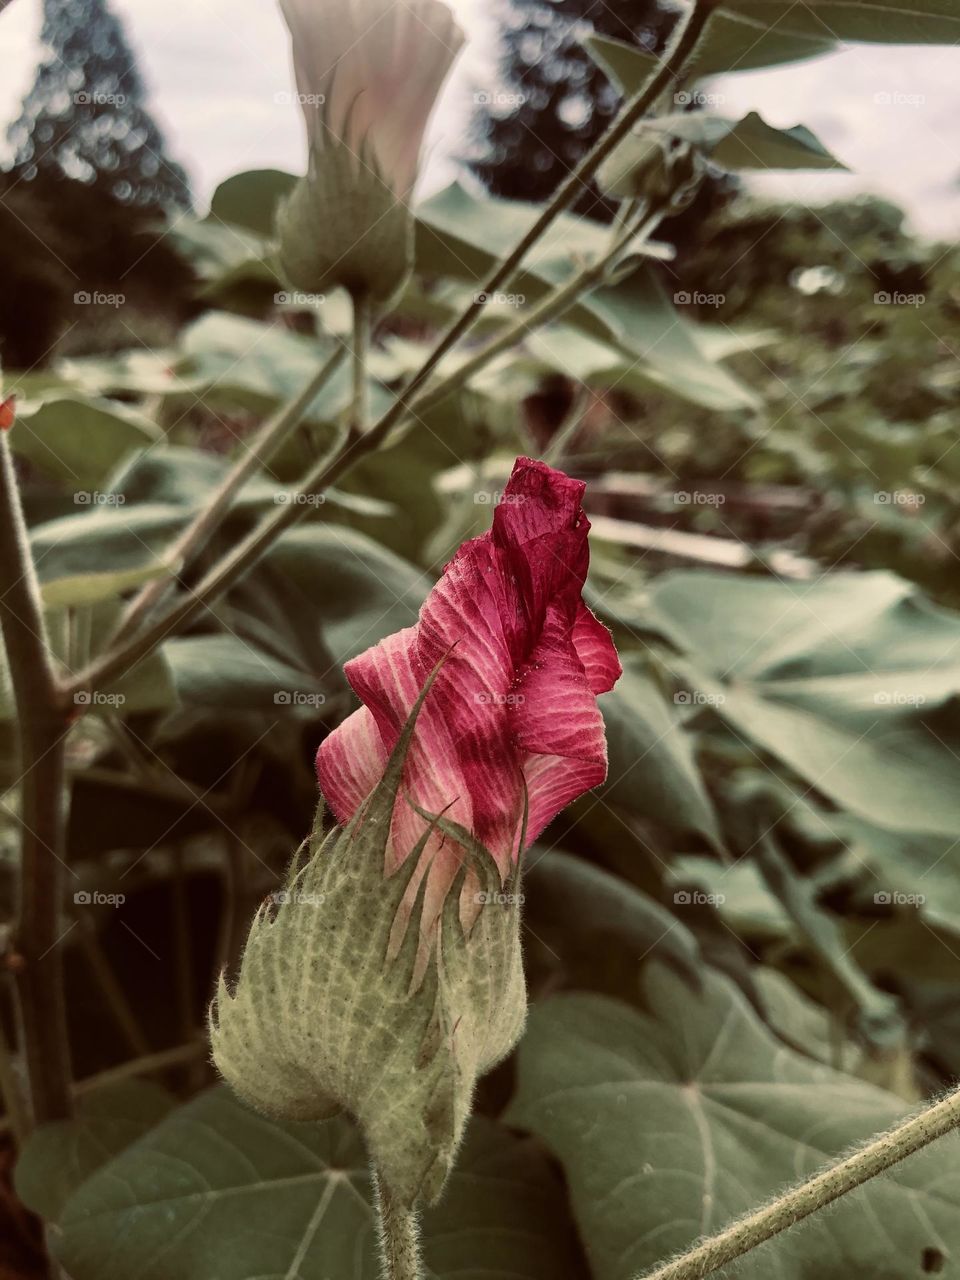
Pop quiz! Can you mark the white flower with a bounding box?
[279,0,464,198]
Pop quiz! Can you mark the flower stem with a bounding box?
[350,290,370,438]
[0,431,73,1125]
[107,341,346,648]
[636,1084,960,1280]
[373,1173,423,1280]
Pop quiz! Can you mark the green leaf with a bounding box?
[649,110,848,171]
[508,965,960,1280]
[585,20,836,88]
[31,504,183,608]
[51,1086,585,1280]
[11,395,161,488]
[653,570,960,836]
[15,1082,173,1223]
[523,850,703,999]
[719,0,960,46]
[163,634,330,711]
[209,168,297,238]
[600,661,722,845]
[415,183,757,412]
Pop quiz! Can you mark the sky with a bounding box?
[1,0,959,240]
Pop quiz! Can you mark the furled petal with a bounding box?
[316,457,620,895]
[278,0,464,194]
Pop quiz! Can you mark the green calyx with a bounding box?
[209,679,526,1209]
[275,142,413,305]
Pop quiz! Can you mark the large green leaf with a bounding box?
[508,965,960,1280]
[652,570,960,836]
[15,1082,173,1222]
[600,661,722,844]
[585,21,836,88]
[12,395,160,488]
[415,183,758,412]
[209,168,297,238]
[719,0,960,45]
[654,110,847,170]
[49,1085,585,1280]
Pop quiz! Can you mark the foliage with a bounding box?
[2,2,960,1278]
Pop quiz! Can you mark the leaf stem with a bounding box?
[350,290,371,437]
[636,1084,960,1280]
[0,431,73,1124]
[108,341,346,645]
[374,1172,423,1280]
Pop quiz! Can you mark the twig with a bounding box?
[110,342,346,644]
[636,1085,960,1280]
[0,432,73,1124]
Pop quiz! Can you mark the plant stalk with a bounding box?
[636,1085,960,1280]
[110,342,346,643]
[374,1173,423,1280]
[0,431,73,1124]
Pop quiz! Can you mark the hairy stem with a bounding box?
[110,342,346,644]
[351,291,370,436]
[374,1173,423,1280]
[0,432,73,1124]
[361,0,718,436]
[637,1085,960,1280]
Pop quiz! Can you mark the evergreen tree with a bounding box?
[7,0,191,210]
[471,0,674,213]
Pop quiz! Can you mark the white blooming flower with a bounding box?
[276,0,464,302]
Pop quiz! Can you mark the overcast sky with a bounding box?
[1,0,959,240]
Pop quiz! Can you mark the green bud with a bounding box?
[275,144,413,305]
[209,683,526,1209]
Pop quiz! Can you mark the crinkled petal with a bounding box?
[572,602,622,694]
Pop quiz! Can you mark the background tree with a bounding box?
[7,0,190,209]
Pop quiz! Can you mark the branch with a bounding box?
[0,432,73,1124]
[110,342,346,643]
[636,1085,960,1280]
